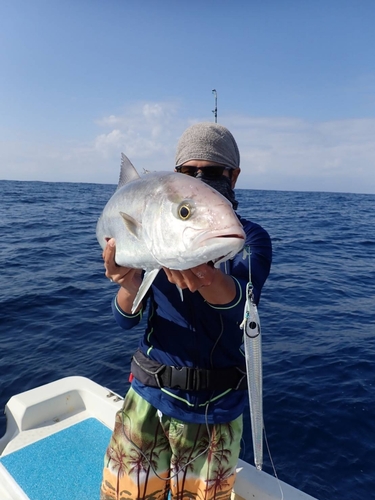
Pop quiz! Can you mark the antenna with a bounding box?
[212,89,217,123]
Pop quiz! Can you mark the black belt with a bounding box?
[130,349,247,392]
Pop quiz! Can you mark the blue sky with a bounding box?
[1,0,374,193]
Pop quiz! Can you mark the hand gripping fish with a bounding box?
[96,154,245,313]
[240,277,263,471]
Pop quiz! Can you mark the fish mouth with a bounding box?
[210,234,245,264]
[191,228,245,247]
[182,227,245,267]
[210,247,241,267]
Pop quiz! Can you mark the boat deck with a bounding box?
[0,418,110,500]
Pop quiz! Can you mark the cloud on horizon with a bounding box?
[1,101,374,194]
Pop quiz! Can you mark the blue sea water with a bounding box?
[0,179,374,500]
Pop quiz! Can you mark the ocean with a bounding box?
[0,179,374,500]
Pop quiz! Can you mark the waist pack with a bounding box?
[130,349,247,392]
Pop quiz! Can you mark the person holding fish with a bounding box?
[99,122,272,500]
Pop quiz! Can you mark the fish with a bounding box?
[96,153,246,313]
[240,278,263,470]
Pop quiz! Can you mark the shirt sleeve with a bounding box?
[111,295,144,330]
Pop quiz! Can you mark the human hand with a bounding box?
[163,263,217,293]
[103,238,143,295]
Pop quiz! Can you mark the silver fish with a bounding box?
[96,154,246,313]
[241,281,263,470]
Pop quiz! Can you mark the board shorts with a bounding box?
[100,387,243,500]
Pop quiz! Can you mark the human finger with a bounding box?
[108,268,143,293]
[103,239,124,275]
[102,238,116,266]
[163,268,189,289]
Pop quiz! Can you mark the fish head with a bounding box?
[143,173,245,269]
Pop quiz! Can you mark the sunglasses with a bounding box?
[175,165,233,179]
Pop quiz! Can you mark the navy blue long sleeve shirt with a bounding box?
[112,215,272,424]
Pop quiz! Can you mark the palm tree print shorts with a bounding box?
[100,387,243,500]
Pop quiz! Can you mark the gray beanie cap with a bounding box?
[175,122,240,169]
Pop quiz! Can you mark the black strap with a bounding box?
[131,349,247,392]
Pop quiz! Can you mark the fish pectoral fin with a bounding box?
[120,212,142,239]
[131,269,160,314]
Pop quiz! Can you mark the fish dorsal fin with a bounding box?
[116,153,140,190]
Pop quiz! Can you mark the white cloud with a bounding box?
[1,102,374,194]
[92,101,182,164]
[226,116,375,193]
[94,129,125,157]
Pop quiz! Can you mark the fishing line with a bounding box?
[263,422,284,500]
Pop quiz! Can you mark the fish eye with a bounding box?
[179,203,191,220]
[172,199,196,221]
